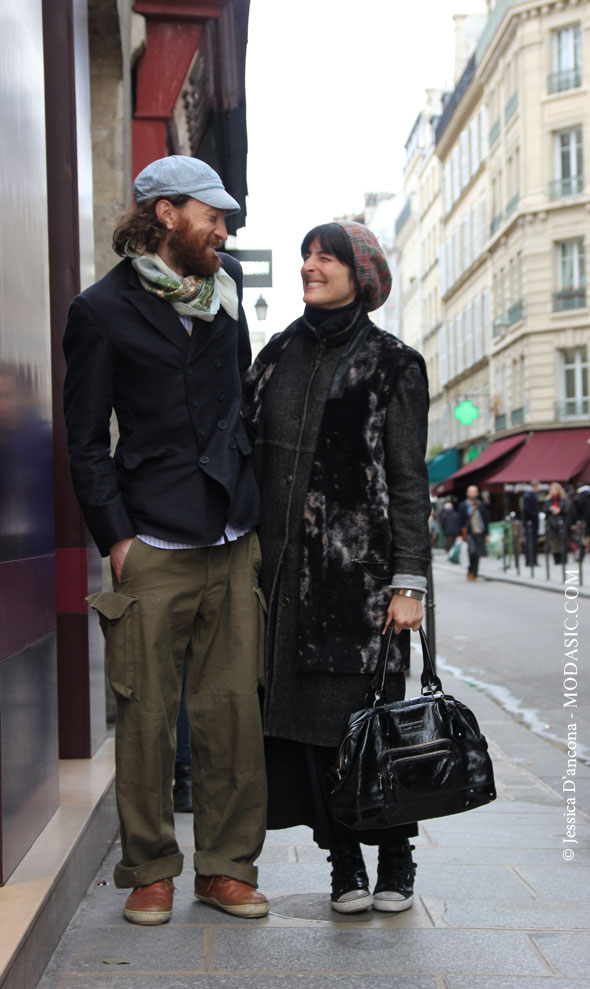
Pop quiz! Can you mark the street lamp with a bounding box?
[254,294,268,321]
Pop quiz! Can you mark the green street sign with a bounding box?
[454,400,479,425]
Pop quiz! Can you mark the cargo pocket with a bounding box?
[86,590,139,700]
[253,585,267,688]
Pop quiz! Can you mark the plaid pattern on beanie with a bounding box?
[335,221,392,312]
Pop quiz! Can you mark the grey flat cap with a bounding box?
[133,155,240,213]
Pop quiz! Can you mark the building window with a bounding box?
[440,325,448,385]
[549,24,582,93]
[559,346,589,420]
[452,146,461,203]
[460,129,470,188]
[554,238,586,310]
[479,194,486,253]
[443,161,452,214]
[550,127,583,198]
[470,113,480,175]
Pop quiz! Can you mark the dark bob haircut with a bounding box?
[300,223,361,298]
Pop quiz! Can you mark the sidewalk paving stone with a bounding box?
[446,980,590,989]
[210,928,549,976]
[530,931,590,979]
[438,899,590,931]
[36,595,589,989]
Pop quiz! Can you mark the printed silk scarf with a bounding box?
[126,247,238,322]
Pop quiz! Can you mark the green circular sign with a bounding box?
[454,400,479,425]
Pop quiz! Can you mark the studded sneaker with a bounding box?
[373,840,417,912]
[328,843,373,913]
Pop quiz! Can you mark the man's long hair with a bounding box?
[112,195,190,257]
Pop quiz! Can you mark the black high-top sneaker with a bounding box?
[328,842,372,913]
[373,840,417,912]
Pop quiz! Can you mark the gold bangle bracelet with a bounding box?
[392,588,424,601]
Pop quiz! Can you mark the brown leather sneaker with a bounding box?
[124,878,174,925]
[194,875,270,918]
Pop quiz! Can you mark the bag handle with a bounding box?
[371,625,443,705]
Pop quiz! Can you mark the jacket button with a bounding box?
[190,399,198,407]
[199,455,210,465]
[286,474,293,484]
[217,420,227,430]
[281,597,290,607]
[229,439,237,449]
[185,368,193,376]
[217,391,225,401]
[214,360,222,368]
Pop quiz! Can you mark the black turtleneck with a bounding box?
[302,299,363,345]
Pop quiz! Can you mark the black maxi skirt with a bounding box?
[265,735,418,850]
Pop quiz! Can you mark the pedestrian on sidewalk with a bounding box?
[572,481,590,559]
[63,156,269,926]
[459,485,490,581]
[245,221,431,915]
[544,481,573,564]
[438,498,461,551]
[522,480,540,566]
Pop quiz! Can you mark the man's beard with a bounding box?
[167,217,222,276]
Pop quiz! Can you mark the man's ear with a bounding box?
[155,199,177,231]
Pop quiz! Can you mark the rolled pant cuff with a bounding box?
[194,851,258,888]
[113,852,184,889]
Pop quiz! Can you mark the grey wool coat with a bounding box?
[245,314,431,747]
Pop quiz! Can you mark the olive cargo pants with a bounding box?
[87,531,267,889]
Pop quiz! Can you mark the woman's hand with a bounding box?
[382,594,423,635]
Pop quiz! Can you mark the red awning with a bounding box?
[432,433,527,494]
[486,428,590,486]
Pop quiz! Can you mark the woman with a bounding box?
[245,221,431,913]
[544,481,573,564]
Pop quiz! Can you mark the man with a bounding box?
[63,156,268,924]
[438,498,460,551]
[573,481,590,557]
[459,484,490,581]
[522,480,540,566]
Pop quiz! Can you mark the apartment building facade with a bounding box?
[429,0,589,496]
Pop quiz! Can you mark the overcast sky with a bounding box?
[236,0,488,335]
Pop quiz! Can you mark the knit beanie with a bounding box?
[335,220,392,311]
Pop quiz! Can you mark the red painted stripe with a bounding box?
[55,547,89,614]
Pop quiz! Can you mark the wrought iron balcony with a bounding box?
[508,299,522,324]
[548,66,582,94]
[553,288,586,311]
[489,118,500,147]
[549,175,584,199]
[493,314,510,337]
[504,92,518,125]
[505,193,519,220]
[555,398,590,421]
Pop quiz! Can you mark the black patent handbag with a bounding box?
[329,626,496,829]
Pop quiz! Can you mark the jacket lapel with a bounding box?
[122,271,190,354]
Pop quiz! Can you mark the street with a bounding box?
[428,553,589,778]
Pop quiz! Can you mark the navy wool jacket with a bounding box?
[63,254,260,557]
